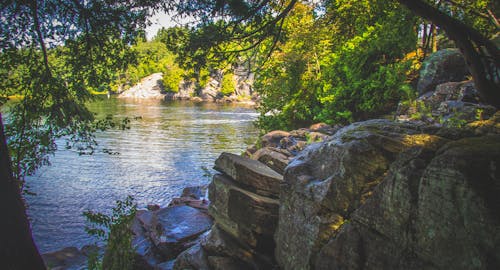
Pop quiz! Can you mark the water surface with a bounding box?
[25,98,258,253]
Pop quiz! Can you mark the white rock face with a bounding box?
[118,73,166,99]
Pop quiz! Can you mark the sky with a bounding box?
[145,11,192,40]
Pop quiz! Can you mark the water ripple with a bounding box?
[26,99,258,253]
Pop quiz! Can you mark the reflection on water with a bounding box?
[25,98,259,253]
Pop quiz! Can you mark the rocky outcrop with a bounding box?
[417,49,470,95]
[118,73,166,99]
[175,153,284,269]
[165,80,196,100]
[166,66,257,103]
[119,70,257,103]
[397,80,496,126]
[244,123,341,175]
[233,61,254,98]
[199,70,223,101]
[316,135,500,270]
[275,116,500,270]
[214,152,283,198]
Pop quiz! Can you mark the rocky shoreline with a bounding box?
[42,109,500,269]
[43,49,500,269]
[117,73,258,106]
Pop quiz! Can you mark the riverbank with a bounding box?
[117,73,259,106]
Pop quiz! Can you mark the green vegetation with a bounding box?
[0,0,498,267]
[255,1,418,130]
[221,71,236,96]
[84,196,137,270]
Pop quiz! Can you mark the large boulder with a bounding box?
[315,135,500,270]
[275,119,448,270]
[173,243,210,270]
[149,205,213,259]
[275,118,500,270]
[214,152,283,198]
[131,204,213,269]
[118,73,166,99]
[417,49,470,94]
[131,210,162,269]
[397,80,496,125]
[176,153,283,269]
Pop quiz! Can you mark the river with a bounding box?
[25,98,259,253]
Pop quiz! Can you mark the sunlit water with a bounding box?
[24,98,259,253]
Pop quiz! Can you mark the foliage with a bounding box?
[255,1,418,131]
[84,196,137,270]
[221,71,236,96]
[0,0,154,185]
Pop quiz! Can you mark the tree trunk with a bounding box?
[0,113,46,270]
[398,0,500,108]
[431,24,438,52]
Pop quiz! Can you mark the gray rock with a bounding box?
[118,73,166,99]
[200,70,223,101]
[165,80,196,100]
[417,49,470,94]
[208,174,279,251]
[315,135,500,270]
[201,226,273,269]
[261,130,291,148]
[156,260,175,270]
[173,243,210,270]
[251,147,290,175]
[275,120,448,269]
[437,101,496,126]
[207,256,253,270]
[233,61,254,97]
[42,247,87,270]
[131,210,161,269]
[214,152,283,198]
[148,205,213,260]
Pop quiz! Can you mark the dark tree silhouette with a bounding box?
[398,0,500,107]
[0,114,45,269]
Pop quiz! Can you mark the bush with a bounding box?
[84,196,137,270]
[221,71,236,96]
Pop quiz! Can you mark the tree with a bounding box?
[0,1,157,268]
[398,0,499,107]
[0,114,45,269]
[174,0,499,108]
[255,1,417,130]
